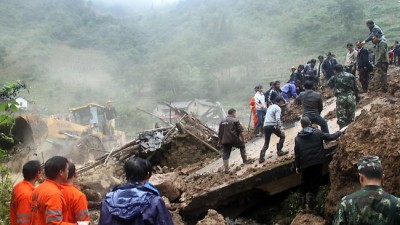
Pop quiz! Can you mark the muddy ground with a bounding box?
[8,66,400,225]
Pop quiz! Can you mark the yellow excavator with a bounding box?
[9,103,126,163]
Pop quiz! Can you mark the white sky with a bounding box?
[93,0,180,7]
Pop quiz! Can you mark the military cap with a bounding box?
[357,156,382,172]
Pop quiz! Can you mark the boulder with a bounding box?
[196,209,227,225]
[151,172,186,201]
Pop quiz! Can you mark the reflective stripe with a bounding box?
[45,209,62,215]
[75,209,89,220]
[17,213,31,218]
[17,219,30,223]
[46,216,63,222]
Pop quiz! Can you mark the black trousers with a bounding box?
[301,163,323,196]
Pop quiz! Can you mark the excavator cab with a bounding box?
[69,103,107,134]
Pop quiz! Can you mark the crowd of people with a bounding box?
[10,156,173,225]
[218,20,400,224]
[8,20,399,225]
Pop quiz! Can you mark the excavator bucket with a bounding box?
[7,114,48,150]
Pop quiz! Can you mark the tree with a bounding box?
[0,80,26,225]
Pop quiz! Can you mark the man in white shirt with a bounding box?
[254,85,266,136]
[345,43,358,75]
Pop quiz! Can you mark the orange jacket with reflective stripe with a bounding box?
[30,180,75,225]
[10,180,34,225]
[60,184,90,222]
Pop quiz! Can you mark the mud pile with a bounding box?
[325,102,400,219]
[290,213,326,225]
[195,210,227,225]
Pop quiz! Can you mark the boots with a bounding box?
[259,146,268,163]
[277,143,288,156]
[223,160,229,174]
[240,150,248,164]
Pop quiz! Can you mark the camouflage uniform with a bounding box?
[333,156,400,225]
[327,71,358,128]
[370,39,389,92]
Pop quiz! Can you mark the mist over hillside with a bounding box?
[1,0,398,135]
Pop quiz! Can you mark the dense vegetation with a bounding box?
[0,0,398,135]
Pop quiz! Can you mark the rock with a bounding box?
[196,209,227,225]
[290,213,326,225]
[171,210,185,225]
[151,172,186,201]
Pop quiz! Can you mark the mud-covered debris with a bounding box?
[196,209,228,225]
[290,213,326,225]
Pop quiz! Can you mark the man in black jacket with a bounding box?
[296,81,329,133]
[294,117,343,210]
[218,108,248,173]
[357,41,372,92]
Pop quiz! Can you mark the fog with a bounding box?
[1,0,391,137]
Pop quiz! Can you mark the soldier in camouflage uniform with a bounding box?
[369,33,389,92]
[327,64,359,129]
[333,156,400,225]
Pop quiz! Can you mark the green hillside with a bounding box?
[0,0,398,135]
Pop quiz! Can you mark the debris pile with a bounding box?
[290,213,326,225]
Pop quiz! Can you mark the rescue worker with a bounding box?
[10,160,41,225]
[370,33,389,92]
[268,81,282,104]
[296,80,329,133]
[333,156,400,224]
[104,100,118,135]
[303,59,317,87]
[317,55,324,87]
[345,43,358,75]
[356,41,373,93]
[328,64,359,129]
[61,163,90,223]
[218,108,248,173]
[30,156,76,225]
[295,117,343,211]
[99,157,173,225]
[249,86,259,130]
[259,96,288,163]
[361,20,385,45]
[254,85,266,136]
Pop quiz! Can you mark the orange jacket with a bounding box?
[30,180,75,225]
[10,180,34,225]
[249,97,258,126]
[60,184,90,222]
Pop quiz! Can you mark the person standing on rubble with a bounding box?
[61,163,90,223]
[295,117,343,211]
[357,41,373,93]
[99,157,173,225]
[344,43,358,75]
[104,100,118,136]
[249,86,259,130]
[259,96,288,163]
[328,64,359,129]
[370,33,389,92]
[254,85,266,136]
[333,156,400,224]
[361,20,385,45]
[218,108,249,173]
[10,160,41,225]
[296,80,329,134]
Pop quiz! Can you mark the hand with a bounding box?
[340,126,348,133]
[296,168,301,174]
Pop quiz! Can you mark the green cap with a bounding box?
[357,156,382,172]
